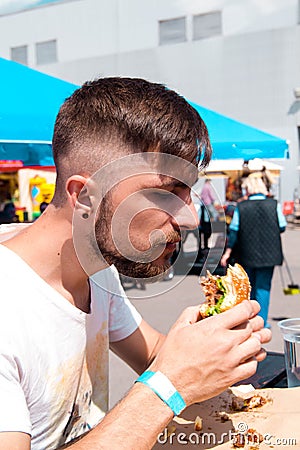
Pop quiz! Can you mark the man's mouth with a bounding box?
[150,232,181,254]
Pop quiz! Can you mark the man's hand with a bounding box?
[149,300,271,407]
[220,248,232,267]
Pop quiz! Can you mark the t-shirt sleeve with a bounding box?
[108,267,142,343]
[0,348,31,435]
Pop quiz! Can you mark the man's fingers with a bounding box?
[255,348,268,363]
[253,328,272,345]
[237,335,262,364]
[171,306,202,330]
[248,300,261,317]
[231,321,254,344]
[235,313,272,345]
[249,314,264,332]
[210,300,256,330]
[232,358,258,385]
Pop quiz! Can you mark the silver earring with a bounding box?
[82,213,89,219]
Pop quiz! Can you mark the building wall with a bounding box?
[0,0,299,201]
[0,0,298,63]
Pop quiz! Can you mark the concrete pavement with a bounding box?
[109,225,300,408]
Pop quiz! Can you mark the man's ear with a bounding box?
[66,175,92,218]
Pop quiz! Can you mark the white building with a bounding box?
[0,0,300,202]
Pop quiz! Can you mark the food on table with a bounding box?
[194,415,203,431]
[232,393,267,412]
[232,427,264,448]
[218,411,230,422]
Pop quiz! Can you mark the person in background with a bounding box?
[199,202,212,251]
[225,177,236,202]
[0,192,18,224]
[221,174,287,327]
[39,201,49,214]
[198,178,218,251]
[261,166,274,196]
[200,178,218,221]
[33,202,49,221]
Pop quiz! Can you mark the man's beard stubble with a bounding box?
[94,197,180,280]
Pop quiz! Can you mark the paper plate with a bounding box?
[153,386,300,449]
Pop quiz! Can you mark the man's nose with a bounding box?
[171,199,199,230]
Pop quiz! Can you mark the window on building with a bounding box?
[159,17,186,45]
[193,11,222,40]
[36,39,57,65]
[10,45,28,65]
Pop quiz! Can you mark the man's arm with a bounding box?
[277,203,287,232]
[221,207,239,267]
[64,301,270,450]
[64,382,173,449]
[0,301,271,450]
[110,319,165,374]
[0,432,30,450]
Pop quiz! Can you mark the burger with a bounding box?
[199,263,251,319]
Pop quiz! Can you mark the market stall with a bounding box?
[0,57,77,165]
[18,167,56,220]
[0,163,56,222]
[199,158,284,203]
[190,101,289,160]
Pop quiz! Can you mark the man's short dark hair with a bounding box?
[52,77,212,205]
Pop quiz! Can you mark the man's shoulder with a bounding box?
[0,243,19,275]
[90,265,123,293]
[0,244,41,307]
[90,264,119,280]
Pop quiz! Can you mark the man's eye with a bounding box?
[174,187,191,202]
[151,189,172,198]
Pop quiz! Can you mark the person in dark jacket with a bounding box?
[0,193,18,224]
[221,174,287,327]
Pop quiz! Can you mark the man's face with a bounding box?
[95,173,199,280]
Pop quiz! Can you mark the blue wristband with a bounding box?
[135,370,186,416]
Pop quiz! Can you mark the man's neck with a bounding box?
[3,204,91,313]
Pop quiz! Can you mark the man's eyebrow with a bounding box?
[159,173,199,188]
[157,179,188,189]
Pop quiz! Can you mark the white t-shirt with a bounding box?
[0,244,142,449]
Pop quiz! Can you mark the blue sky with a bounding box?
[0,0,62,15]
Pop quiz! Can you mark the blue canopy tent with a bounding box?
[0,57,77,167]
[0,57,288,166]
[190,101,289,160]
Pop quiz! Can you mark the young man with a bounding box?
[0,78,270,449]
